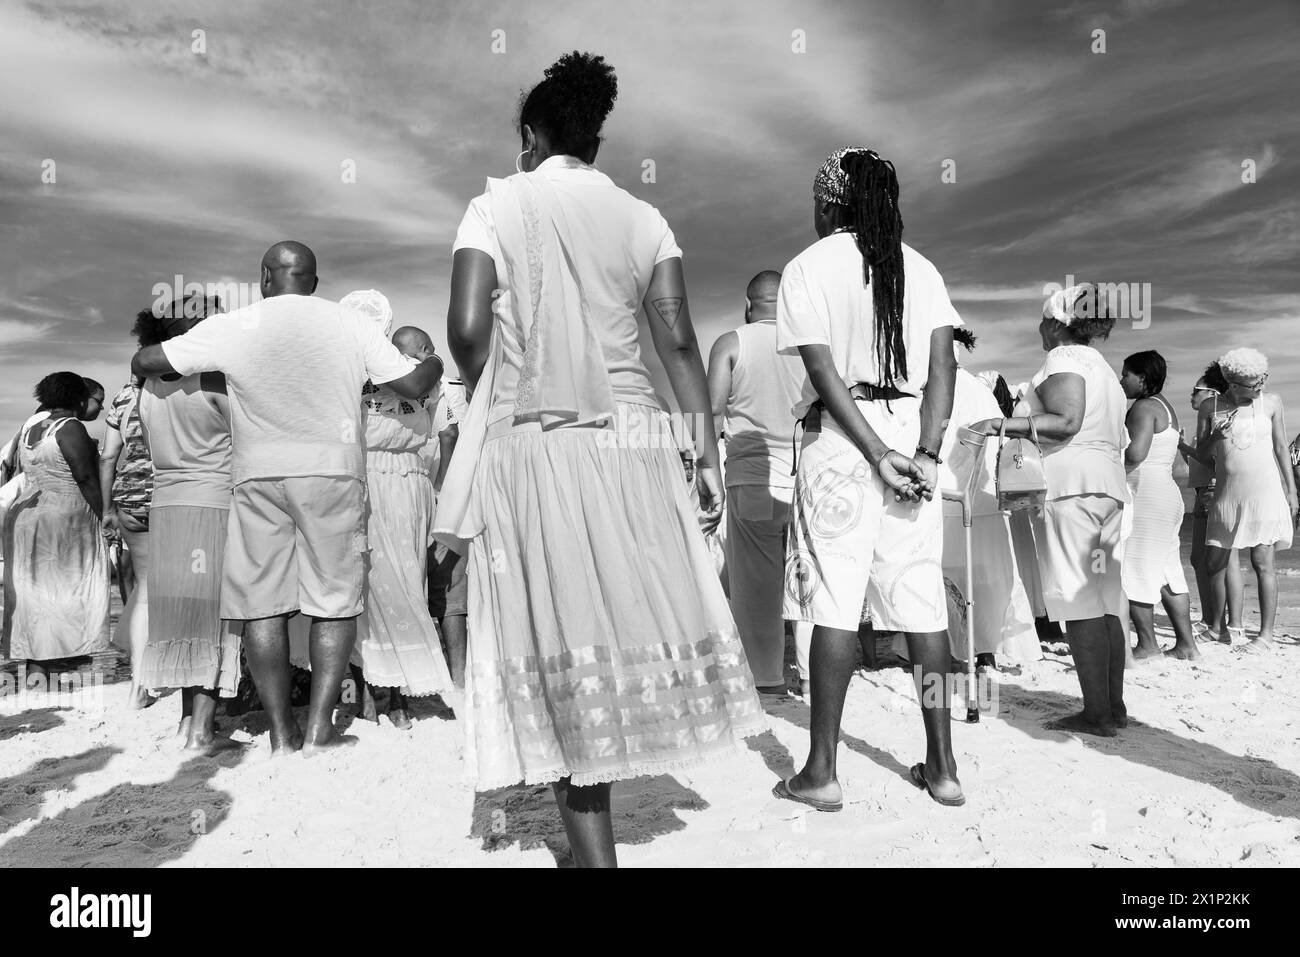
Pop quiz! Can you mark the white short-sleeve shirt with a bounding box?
[451,155,682,418]
[776,236,962,418]
[161,294,415,484]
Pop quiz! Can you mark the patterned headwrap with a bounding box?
[341,289,394,339]
[813,146,880,204]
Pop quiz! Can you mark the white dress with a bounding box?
[1122,396,1189,603]
[1206,399,1293,550]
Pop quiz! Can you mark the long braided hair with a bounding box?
[841,150,906,391]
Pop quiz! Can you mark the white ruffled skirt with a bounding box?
[463,403,766,790]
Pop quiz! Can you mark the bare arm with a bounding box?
[131,345,178,380]
[434,424,457,493]
[981,372,1086,443]
[918,325,956,454]
[642,257,719,471]
[385,354,444,400]
[447,248,497,393]
[706,331,737,437]
[98,423,124,532]
[1124,398,1158,470]
[59,420,103,520]
[1269,395,1297,512]
[1292,431,1300,504]
[797,343,927,501]
[800,345,887,462]
[1192,401,1220,465]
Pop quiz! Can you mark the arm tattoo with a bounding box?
[650,297,683,331]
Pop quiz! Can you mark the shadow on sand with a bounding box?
[469,773,709,867]
[0,749,245,867]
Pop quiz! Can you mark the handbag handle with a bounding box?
[999,414,1043,448]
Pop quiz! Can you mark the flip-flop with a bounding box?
[909,763,966,807]
[771,778,842,813]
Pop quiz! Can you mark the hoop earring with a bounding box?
[515,149,530,174]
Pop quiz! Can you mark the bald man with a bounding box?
[707,270,806,695]
[132,241,442,754]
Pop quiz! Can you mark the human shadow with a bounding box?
[0,749,245,867]
[0,745,122,831]
[468,773,709,867]
[756,690,914,786]
[997,680,1300,821]
[0,706,66,740]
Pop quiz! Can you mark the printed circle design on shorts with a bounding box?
[807,462,870,539]
[785,553,821,609]
[882,558,947,622]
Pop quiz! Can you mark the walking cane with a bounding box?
[944,425,989,724]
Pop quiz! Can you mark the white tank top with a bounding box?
[723,320,804,489]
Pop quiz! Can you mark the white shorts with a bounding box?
[782,398,947,633]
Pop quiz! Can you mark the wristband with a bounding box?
[915,444,942,464]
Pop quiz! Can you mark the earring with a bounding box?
[515,149,530,174]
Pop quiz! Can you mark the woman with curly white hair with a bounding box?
[1194,347,1296,653]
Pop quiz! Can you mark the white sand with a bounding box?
[3,617,1298,868]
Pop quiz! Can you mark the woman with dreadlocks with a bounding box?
[439,51,764,867]
[775,147,962,810]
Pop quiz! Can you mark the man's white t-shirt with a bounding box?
[776,236,963,418]
[161,294,414,485]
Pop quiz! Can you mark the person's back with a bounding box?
[783,237,955,417]
[454,155,680,422]
[139,374,233,508]
[724,320,802,487]
[1135,401,1180,480]
[22,417,79,496]
[160,294,407,485]
[1026,343,1127,500]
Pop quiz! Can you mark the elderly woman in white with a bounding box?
[969,284,1128,737]
[1194,347,1296,654]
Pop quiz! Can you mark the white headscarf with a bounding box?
[341,289,394,339]
[1045,282,1101,325]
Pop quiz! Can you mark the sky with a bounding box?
[1,0,1297,445]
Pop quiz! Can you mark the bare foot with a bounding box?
[184,734,246,756]
[388,708,413,731]
[1045,712,1118,737]
[268,725,305,756]
[302,728,358,755]
[128,684,155,710]
[1165,643,1200,661]
[1111,703,1129,728]
[1132,642,1164,662]
[175,715,193,739]
[785,770,842,808]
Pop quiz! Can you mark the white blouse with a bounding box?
[1021,344,1129,502]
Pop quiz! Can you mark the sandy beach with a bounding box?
[4,549,1298,868]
